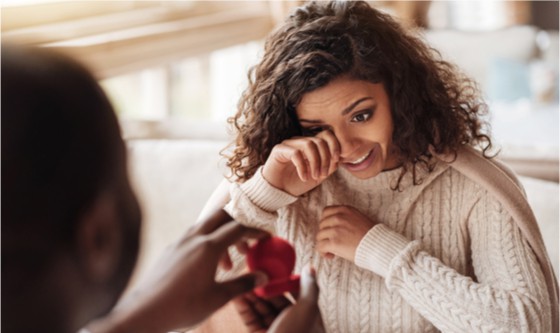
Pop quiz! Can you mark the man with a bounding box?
[2,44,319,333]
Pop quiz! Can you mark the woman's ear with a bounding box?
[76,191,122,284]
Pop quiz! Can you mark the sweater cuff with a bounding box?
[238,167,298,213]
[354,224,410,278]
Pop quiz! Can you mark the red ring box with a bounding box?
[246,236,300,298]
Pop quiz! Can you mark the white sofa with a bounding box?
[126,138,559,283]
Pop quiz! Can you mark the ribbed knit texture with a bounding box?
[224,161,552,332]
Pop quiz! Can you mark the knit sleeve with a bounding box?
[357,193,552,332]
[224,167,298,232]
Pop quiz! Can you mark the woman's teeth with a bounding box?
[350,150,371,165]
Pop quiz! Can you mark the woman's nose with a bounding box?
[333,128,359,160]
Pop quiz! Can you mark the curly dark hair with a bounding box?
[225,0,493,187]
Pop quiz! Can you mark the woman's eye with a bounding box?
[303,127,323,136]
[351,111,372,123]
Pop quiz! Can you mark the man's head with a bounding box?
[2,44,141,333]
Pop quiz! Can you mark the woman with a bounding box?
[204,1,558,332]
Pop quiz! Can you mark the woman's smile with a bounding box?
[296,77,400,179]
[342,146,376,172]
[349,149,373,165]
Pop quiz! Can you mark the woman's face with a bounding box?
[296,76,400,179]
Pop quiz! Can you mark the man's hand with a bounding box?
[233,267,321,333]
[88,209,270,333]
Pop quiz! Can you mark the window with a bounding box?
[99,41,262,121]
[3,1,283,138]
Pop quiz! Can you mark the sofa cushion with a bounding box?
[126,139,229,281]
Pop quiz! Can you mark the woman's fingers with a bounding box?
[316,239,335,258]
[309,137,331,179]
[321,205,348,220]
[283,136,337,181]
[284,139,321,181]
[316,130,341,175]
[266,133,341,192]
[316,226,338,242]
[288,149,309,181]
[301,139,323,180]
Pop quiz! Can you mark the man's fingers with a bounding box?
[218,272,268,301]
[299,266,319,303]
[208,221,270,252]
[236,240,250,254]
[250,296,280,327]
[233,294,268,332]
[267,294,292,312]
[197,208,234,234]
[218,251,233,271]
[266,266,320,333]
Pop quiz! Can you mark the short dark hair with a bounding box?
[2,45,124,268]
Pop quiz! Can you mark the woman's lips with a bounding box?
[342,146,376,172]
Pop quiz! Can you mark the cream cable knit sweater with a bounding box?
[224,151,554,333]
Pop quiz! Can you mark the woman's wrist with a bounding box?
[354,224,410,277]
[261,163,288,193]
[239,167,298,212]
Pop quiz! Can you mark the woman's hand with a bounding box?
[262,130,340,196]
[87,209,270,333]
[316,205,377,262]
[233,267,321,333]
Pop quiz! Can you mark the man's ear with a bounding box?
[76,191,122,283]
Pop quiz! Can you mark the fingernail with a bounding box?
[308,265,316,276]
[301,265,316,287]
[303,264,315,276]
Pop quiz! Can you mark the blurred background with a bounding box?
[3,0,558,281]
[3,1,558,177]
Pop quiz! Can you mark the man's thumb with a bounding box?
[299,265,319,302]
